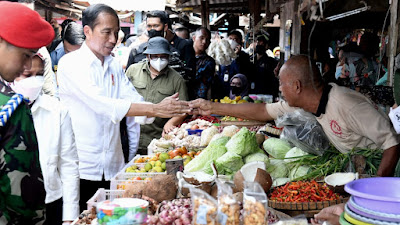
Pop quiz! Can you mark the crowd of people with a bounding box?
[0,1,399,225]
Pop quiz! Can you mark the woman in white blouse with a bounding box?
[11,53,79,225]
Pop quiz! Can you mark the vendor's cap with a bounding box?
[0,1,55,49]
[143,37,172,55]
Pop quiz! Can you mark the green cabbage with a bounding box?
[225,127,259,157]
[263,138,292,159]
[184,136,229,172]
[266,158,289,179]
[284,147,310,163]
[214,152,244,175]
[289,166,310,181]
[244,152,270,166]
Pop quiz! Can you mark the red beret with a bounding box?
[0,1,55,49]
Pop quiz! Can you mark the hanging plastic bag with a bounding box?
[275,109,330,156]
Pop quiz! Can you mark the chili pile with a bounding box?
[269,180,340,202]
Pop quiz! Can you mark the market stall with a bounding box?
[68,93,400,225]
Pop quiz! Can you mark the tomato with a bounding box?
[169,150,180,159]
[190,125,199,130]
[132,177,142,180]
[177,147,188,155]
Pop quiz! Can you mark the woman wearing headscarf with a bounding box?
[229,73,249,99]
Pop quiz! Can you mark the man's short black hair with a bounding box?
[146,10,170,26]
[82,4,119,29]
[195,27,211,38]
[228,30,243,42]
[257,35,268,44]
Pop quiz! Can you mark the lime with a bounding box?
[153,166,163,172]
[161,162,166,170]
[155,160,162,167]
[144,163,152,172]
[159,153,170,162]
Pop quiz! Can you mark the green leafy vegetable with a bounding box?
[184,136,229,172]
[214,152,244,175]
[266,158,289,179]
[284,147,310,163]
[225,127,259,157]
[289,166,310,181]
[244,152,270,165]
[263,137,292,159]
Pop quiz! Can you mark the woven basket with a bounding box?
[268,196,349,210]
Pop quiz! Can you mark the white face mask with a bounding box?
[11,76,44,103]
[228,39,239,50]
[150,58,169,72]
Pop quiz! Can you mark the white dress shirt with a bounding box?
[31,94,80,221]
[57,42,144,181]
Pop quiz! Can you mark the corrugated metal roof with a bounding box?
[177,0,250,13]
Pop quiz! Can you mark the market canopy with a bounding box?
[86,0,166,11]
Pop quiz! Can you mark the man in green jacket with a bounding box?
[0,2,54,224]
[125,37,189,155]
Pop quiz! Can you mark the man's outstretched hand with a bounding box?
[153,93,191,118]
[189,98,212,116]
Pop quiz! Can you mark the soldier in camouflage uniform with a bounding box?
[0,2,55,224]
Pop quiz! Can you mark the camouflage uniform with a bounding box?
[0,81,45,225]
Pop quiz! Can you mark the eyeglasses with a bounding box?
[149,55,169,60]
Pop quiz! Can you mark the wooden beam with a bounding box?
[201,0,210,29]
[249,0,261,25]
[36,0,81,19]
[388,0,399,86]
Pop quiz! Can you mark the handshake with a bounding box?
[154,93,212,118]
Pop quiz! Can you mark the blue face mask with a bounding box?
[335,66,343,79]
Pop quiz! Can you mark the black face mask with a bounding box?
[148,29,164,38]
[255,45,266,54]
[231,86,243,95]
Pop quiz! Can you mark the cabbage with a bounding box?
[200,126,219,146]
[284,147,310,163]
[185,136,229,172]
[263,138,291,159]
[225,127,259,157]
[266,158,289,179]
[289,166,310,180]
[272,178,290,187]
[214,152,244,175]
[244,152,270,166]
[221,125,239,137]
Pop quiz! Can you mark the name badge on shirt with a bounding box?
[111,74,115,86]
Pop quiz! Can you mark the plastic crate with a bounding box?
[86,188,124,211]
[110,169,166,190]
[121,155,155,173]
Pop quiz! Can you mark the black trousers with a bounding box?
[44,197,63,225]
[79,178,110,213]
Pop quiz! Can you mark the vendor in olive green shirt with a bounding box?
[126,37,188,154]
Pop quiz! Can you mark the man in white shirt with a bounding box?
[57,4,190,211]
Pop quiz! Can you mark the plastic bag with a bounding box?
[275,109,330,156]
[215,179,240,225]
[190,187,218,225]
[243,182,268,225]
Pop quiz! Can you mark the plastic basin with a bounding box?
[187,129,203,136]
[344,177,400,214]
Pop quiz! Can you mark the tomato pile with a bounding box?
[269,180,340,202]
